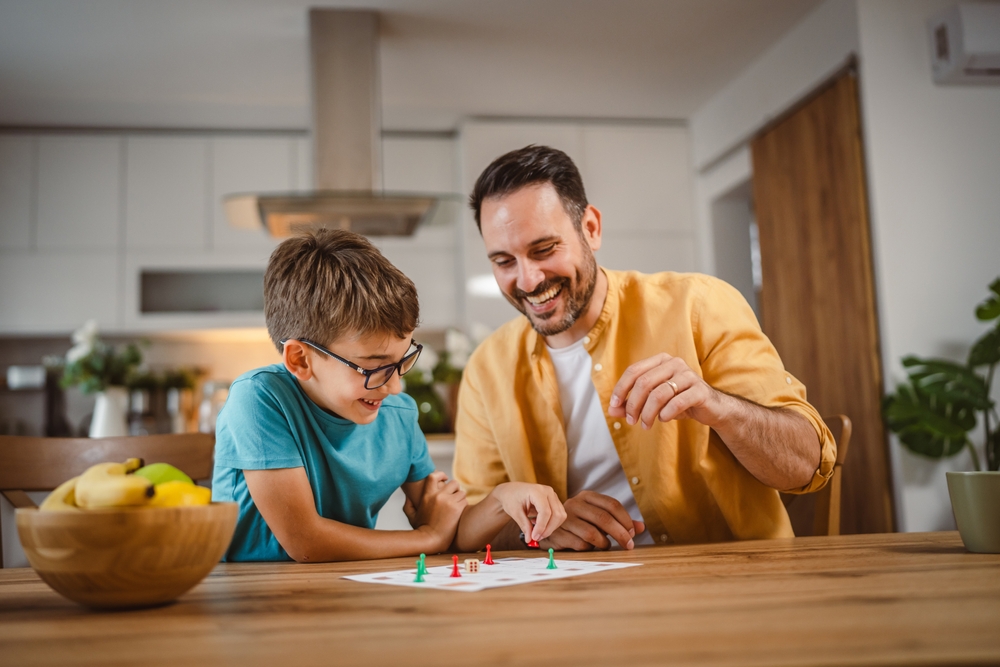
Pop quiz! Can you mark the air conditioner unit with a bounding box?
[928,2,1000,84]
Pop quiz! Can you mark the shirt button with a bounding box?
[631,476,639,485]
[613,421,621,430]
[661,534,669,543]
[594,363,603,372]
[786,376,792,384]
[583,336,591,345]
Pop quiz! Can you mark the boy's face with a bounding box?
[286,331,414,424]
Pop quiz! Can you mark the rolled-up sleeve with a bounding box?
[695,278,836,495]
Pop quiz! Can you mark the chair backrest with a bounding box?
[0,433,215,568]
[781,414,852,537]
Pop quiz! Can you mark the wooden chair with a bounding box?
[0,433,215,568]
[782,414,852,537]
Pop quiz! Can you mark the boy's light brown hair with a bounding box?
[264,228,419,350]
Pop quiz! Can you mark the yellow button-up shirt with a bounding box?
[453,270,836,543]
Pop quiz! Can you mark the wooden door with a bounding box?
[751,70,894,534]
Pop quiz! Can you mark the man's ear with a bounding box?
[282,340,314,382]
[581,204,603,252]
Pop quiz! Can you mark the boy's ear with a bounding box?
[282,340,314,382]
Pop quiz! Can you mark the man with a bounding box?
[453,145,836,550]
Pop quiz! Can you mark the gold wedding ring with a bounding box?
[666,380,679,396]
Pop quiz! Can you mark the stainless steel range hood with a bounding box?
[224,9,436,237]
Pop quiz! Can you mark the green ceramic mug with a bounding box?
[946,471,1000,553]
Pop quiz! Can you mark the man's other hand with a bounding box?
[540,490,645,551]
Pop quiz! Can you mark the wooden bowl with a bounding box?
[16,503,237,610]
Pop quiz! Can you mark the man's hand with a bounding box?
[490,482,567,544]
[540,490,645,551]
[404,472,467,552]
[607,352,821,490]
[608,352,724,430]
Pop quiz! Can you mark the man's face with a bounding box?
[480,183,600,337]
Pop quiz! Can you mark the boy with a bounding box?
[212,229,565,562]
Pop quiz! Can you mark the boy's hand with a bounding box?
[491,482,567,544]
[411,472,467,552]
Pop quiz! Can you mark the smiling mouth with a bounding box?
[524,284,563,306]
[360,398,382,408]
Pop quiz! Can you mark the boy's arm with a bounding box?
[453,482,567,553]
[244,468,465,562]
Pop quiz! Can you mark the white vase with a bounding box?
[89,386,130,438]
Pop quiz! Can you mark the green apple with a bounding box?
[134,462,193,486]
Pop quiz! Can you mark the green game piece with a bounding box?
[414,559,425,583]
[547,547,557,569]
[419,553,427,575]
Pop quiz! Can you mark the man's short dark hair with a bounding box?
[469,145,588,231]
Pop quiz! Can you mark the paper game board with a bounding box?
[343,556,641,592]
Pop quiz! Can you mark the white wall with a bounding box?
[857,0,1000,532]
[692,0,860,274]
[690,0,860,171]
[691,0,1000,533]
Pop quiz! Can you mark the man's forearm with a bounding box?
[710,391,821,491]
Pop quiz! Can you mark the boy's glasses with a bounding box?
[283,338,423,390]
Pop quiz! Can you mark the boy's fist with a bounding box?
[408,472,467,551]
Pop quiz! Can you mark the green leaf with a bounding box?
[901,356,991,410]
[968,327,1000,367]
[884,383,975,459]
[976,277,1000,322]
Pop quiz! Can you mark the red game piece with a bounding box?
[527,538,539,548]
[450,554,461,577]
[484,544,495,565]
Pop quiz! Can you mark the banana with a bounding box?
[39,476,82,512]
[74,460,155,509]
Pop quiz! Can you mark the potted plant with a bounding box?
[59,320,144,438]
[884,277,1000,552]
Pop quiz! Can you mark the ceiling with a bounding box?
[0,0,824,131]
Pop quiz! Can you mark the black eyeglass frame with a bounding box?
[280,338,423,390]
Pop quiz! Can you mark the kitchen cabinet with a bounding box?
[210,137,291,252]
[125,136,209,251]
[0,136,33,251]
[36,136,121,251]
[0,251,119,333]
[378,136,462,330]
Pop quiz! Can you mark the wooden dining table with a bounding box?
[1,531,999,666]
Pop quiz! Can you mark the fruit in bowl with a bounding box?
[17,459,236,610]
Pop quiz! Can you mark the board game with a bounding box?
[344,554,641,592]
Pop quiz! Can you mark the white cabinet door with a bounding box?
[582,126,698,276]
[0,251,119,334]
[211,137,292,252]
[581,125,695,233]
[293,136,312,190]
[36,136,121,251]
[379,136,460,329]
[0,136,34,251]
[126,136,208,251]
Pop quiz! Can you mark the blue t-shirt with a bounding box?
[212,364,435,562]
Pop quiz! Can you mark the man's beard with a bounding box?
[505,249,598,337]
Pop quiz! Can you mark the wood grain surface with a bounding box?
[1,532,998,667]
[751,70,892,535]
